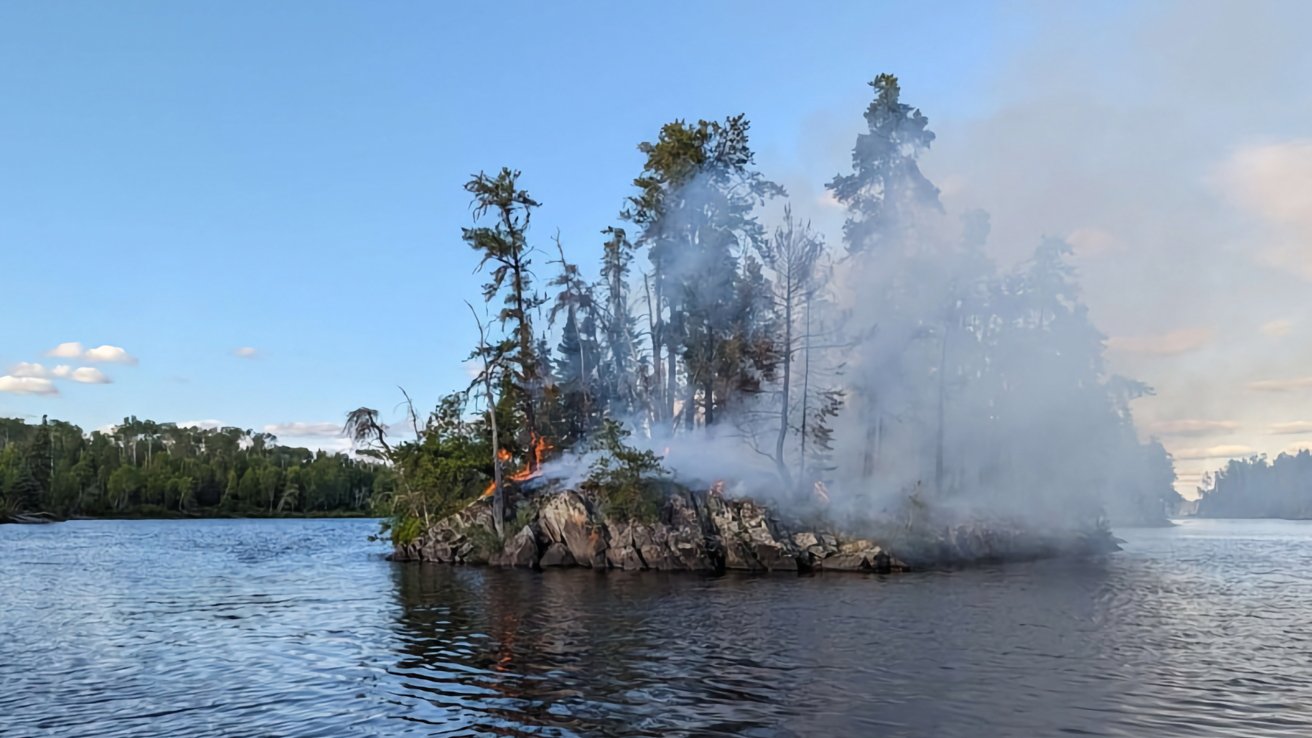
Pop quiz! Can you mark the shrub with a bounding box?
[582,420,669,523]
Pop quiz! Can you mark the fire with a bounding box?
[481,434,553,498]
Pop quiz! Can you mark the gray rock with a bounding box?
[540,542,576,567]
[491,525,539,568]
[539,491,608,568]
[816,552,871,571]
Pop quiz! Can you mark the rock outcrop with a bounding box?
[392,484,1121,573]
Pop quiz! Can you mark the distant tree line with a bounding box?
[0,415,384,519]
[1196,450,1312,519]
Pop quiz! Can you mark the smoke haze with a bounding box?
[755,1,1312,499]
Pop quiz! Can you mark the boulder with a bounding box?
[706,495,801,571]
[490,525,540,568]
[540,542,576,568]
[539,491,608,568]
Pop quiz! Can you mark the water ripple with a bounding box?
[4,517,1312,736]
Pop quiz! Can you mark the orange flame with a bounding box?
[481,434,553,498]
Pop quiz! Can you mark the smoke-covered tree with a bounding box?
[623,115,783,430]
[598,226,643,418]
[826,75,947,483]
[828,73,941,254]
[548,236,603,445]
[755,208,828,489]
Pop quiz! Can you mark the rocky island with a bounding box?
[392,481,1122,573]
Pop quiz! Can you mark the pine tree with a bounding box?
[463,168,548,469]
[624,115,783,430]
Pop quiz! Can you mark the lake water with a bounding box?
[3,518,1311,737]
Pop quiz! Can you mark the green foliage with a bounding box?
[582,420,669,522]
[358,392,496,545]
[0,415,381,518]
[390,515,425,546]
[464,524,502,558]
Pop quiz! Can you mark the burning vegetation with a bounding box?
[351,73,1181,553]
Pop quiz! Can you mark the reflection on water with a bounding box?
[3,518,1312,736]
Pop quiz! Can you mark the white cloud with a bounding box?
[232,347,259,359]
[1284,442,1312,456]
[177,419,224,430]
[8,362,111,385]
[0,376,58,396]
[1216,139,1312,280]
[1173,444,1257,460]
[9,362,50,378]
[67,367,111,384]
[83,345,137,364]
[44,341,137,365]
[45,342,84,358]
[263,422,342,438]
[1106,328,1213,357]
[1248,376,1312,393]
[1270,421,1312,435]
[1146,419,1240,437]
[1261,319,1294,337]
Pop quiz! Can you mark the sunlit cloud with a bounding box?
[1106,328,1213,357]
[1260,319,1294,337]
[1248,376,1312,393]
[1172,444,1256,460]
[8,362,112,385]
[1284,441,1312,456]
[0,376,59,396]
[1270,421,1312,435]
[46,342,84,358]
[1216,139,1312,280]
[67,367,111,384]
[9,362,50,378]
[83,345,136,364]
[45,341,137,365]
[1145,419,1239,437]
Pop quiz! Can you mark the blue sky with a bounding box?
[3,1,1311,491]
[0,2,1026,433]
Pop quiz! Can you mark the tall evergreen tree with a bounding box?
[623,115,783,430]
[463,168,548,469]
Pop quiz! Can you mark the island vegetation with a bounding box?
[0,416,383,521]
[1195,450,1312,519]
[350,73,1183,569]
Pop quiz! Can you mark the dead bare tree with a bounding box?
[466,301,508,539]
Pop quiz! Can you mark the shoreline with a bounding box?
[392,485,1123,574]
